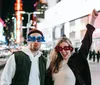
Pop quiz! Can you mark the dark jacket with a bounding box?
[11,51,46,85]
[46,24,95,85]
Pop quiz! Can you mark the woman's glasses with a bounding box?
[28,36,45,42]
[55,46,73,52]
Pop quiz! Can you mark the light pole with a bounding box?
[17,11,34,38]
[20,11,42,37]
[18,11,43,40]
[25,12,34,38]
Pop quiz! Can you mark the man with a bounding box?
[1,29,46,85]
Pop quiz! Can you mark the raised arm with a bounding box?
[78,9,98,58]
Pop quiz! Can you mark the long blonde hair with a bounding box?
[47,35,73,74]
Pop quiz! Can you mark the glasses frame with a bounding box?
[55,46,73,52]
[28,36,45,42]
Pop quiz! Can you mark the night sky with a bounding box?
[0,0,39,20]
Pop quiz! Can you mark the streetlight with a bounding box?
[19,11,43,37]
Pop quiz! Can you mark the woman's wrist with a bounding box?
[90,18,96,26]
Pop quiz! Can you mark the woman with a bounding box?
[46,9,98,85]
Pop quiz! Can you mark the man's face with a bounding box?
[28,33,42,51]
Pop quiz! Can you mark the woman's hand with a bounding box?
[90,9,98,25]
[92,9,98,19]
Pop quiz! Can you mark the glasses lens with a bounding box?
[37,36,42,42]
[55,46,58,52]
[64,46,69,51]
[28,36,32,41]
[70,47,73,51]
[37,36,45,42]
[59,47,63,51]
[41,36,45,42]
[31,36,36,42]
[28,36,36,42]
[64,46,73,51]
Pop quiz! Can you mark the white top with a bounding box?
[53,61,76,85]
[0,46,42,85]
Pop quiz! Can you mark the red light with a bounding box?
[0,18,4,25]
[14,2,23,11]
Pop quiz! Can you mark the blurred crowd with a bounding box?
[88,50,100,63]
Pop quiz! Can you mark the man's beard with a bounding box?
[32,47,40,51]
[30,44,40,51]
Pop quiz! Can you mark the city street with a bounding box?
[0,0,100,85]
[0,61,100,85]
[89,62,100,85]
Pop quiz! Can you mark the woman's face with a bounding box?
[59,42,72,60]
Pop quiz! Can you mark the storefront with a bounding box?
[37,0,100,48]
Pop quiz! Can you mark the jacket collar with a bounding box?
[21,46,43,61]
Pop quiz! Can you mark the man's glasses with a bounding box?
[28,36,45,42]
[55,46,73,52]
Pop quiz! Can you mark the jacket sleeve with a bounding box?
[46,71,54,85]
[78,24,95,58]
[0,54,16,85]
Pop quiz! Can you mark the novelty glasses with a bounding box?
[55,46,73,52]
[28,36,45,42]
